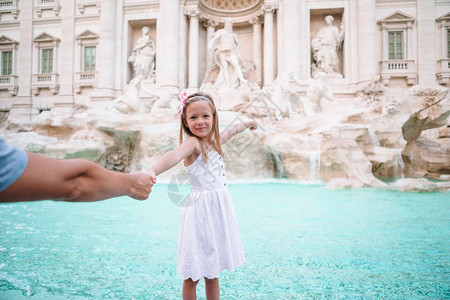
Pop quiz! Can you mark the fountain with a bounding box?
[1,20,449,193]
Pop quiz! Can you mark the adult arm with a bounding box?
[0,152,153,203]
[220,121,257,144]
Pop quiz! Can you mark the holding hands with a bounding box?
[126,172,156,200]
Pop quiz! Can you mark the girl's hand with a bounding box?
[247,121,258,131]
[148,170,157,185]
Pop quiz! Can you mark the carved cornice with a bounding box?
[185,8,200,18]
[249,14,263,25]
[262,3,278,13]
[201,19,219,28]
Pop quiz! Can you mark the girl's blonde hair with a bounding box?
[179,93,223,161]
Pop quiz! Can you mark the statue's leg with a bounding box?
[218,55,231,86]
[230,56,246,85]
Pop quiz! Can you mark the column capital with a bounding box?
[201,19,219,29]
[262,3,278,13]
[249,14,263,25]
[185,8,200,18]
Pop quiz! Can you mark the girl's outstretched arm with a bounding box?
[147,137,199,181]
[220,121,257,144]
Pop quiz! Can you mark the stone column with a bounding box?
[250,15,263,82]
[417,0,435,85]
[263,4,278,86]
[282,0,301,77]
[357,0,377,82]
[381,23,388,60]
[277,2,284,75]
[186,8,200,89]
[157,0,180,88]
[10,0,36,121]
[91,1,116,100]
[54,0,75,111]
[299,0,309,79]
[204,19,218,71]
[178,11,188,88]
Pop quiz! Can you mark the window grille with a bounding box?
[41,48,53,73]
[388,31,403,60]
[1,51,12,75]
[83,46,96,72]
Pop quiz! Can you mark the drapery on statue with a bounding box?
[128,26,156,80]
[311,15,344,76]
[206,18,248,88]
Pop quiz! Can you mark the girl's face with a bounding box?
[185,101,214,141]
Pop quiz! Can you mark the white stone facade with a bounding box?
[0,0,449,118]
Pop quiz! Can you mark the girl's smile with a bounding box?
[185,101,214,140]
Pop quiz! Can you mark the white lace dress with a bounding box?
[177,151,246,281]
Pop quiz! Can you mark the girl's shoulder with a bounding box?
[182,137,202,155]
[182,137,203,167]
[183,136,201,147]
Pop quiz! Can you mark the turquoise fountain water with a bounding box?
[0,183,448,299]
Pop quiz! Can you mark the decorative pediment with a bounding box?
[33,32,60,44]
[76,30,99,40]
[75,30,99,45]
[378,11,415,24]
[436,12,450,23]
[0,35,19,46]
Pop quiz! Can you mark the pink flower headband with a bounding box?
[177,91,187,115]
[177,91,212,115]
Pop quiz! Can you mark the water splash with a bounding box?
[269,147,285,178]
[368,128,380,146]
[307,151,321,182]
[393,150,405,179]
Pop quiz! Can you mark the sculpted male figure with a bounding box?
[311,15,344,75]
[208,18,247,88]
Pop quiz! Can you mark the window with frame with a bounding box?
[83,46,96,71]
[1,51,12,75]
[388,31,403,60]
[41,48,53,73]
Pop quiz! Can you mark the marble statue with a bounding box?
[305,72,334,114]
[201,18,259,111]
[128,26,156,81]
[232,89,283,121]
[111,77,142,114]
[287,72,334,115]
[270,72,302,119]
[206,18,247,88]
[311,15,344,76]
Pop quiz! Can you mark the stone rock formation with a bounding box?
[1,83,449,192]
[400,86,450,178]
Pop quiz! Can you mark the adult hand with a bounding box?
[127,172,155,200]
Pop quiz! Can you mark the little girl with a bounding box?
[148,92,256,299]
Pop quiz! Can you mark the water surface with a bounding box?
[0,183,448,299]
